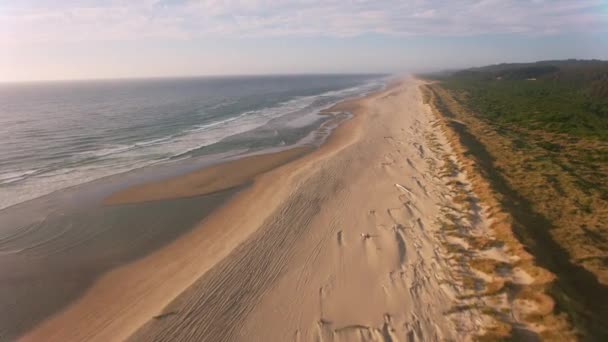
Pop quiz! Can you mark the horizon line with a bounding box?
[0,72,397,85]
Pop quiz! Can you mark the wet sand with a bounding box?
[0,188,239,341]
[16,78,499,341]
[105,147,311,205]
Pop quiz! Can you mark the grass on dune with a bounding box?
[421,60,608,338]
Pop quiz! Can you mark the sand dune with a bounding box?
[22,78,492,341]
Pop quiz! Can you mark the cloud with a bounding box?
[1,0,607,44]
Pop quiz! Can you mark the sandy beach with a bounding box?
[3,1,605,339]
[15,77,521,341]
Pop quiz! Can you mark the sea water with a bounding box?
[0,74,386,209]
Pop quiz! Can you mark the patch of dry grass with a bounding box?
[470,258,511,275]
[421,83,577,340]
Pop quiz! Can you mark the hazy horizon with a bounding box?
[2,0,608,82]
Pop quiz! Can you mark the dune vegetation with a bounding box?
[421,60,608,339]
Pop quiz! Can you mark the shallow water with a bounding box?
[0,187,239,341]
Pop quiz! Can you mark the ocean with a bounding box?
[0,74,386,210]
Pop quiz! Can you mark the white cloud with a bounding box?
[1,0,607,44]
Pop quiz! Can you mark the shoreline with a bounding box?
[0,82,376,340]
[1,75,380,213]
[0,74,387,212]
[18,76,521,341]
[15,79,396,341]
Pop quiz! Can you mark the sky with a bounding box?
[1,0,608,81]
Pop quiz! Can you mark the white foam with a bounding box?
[0,78,387,210]
[0,169,39,185]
